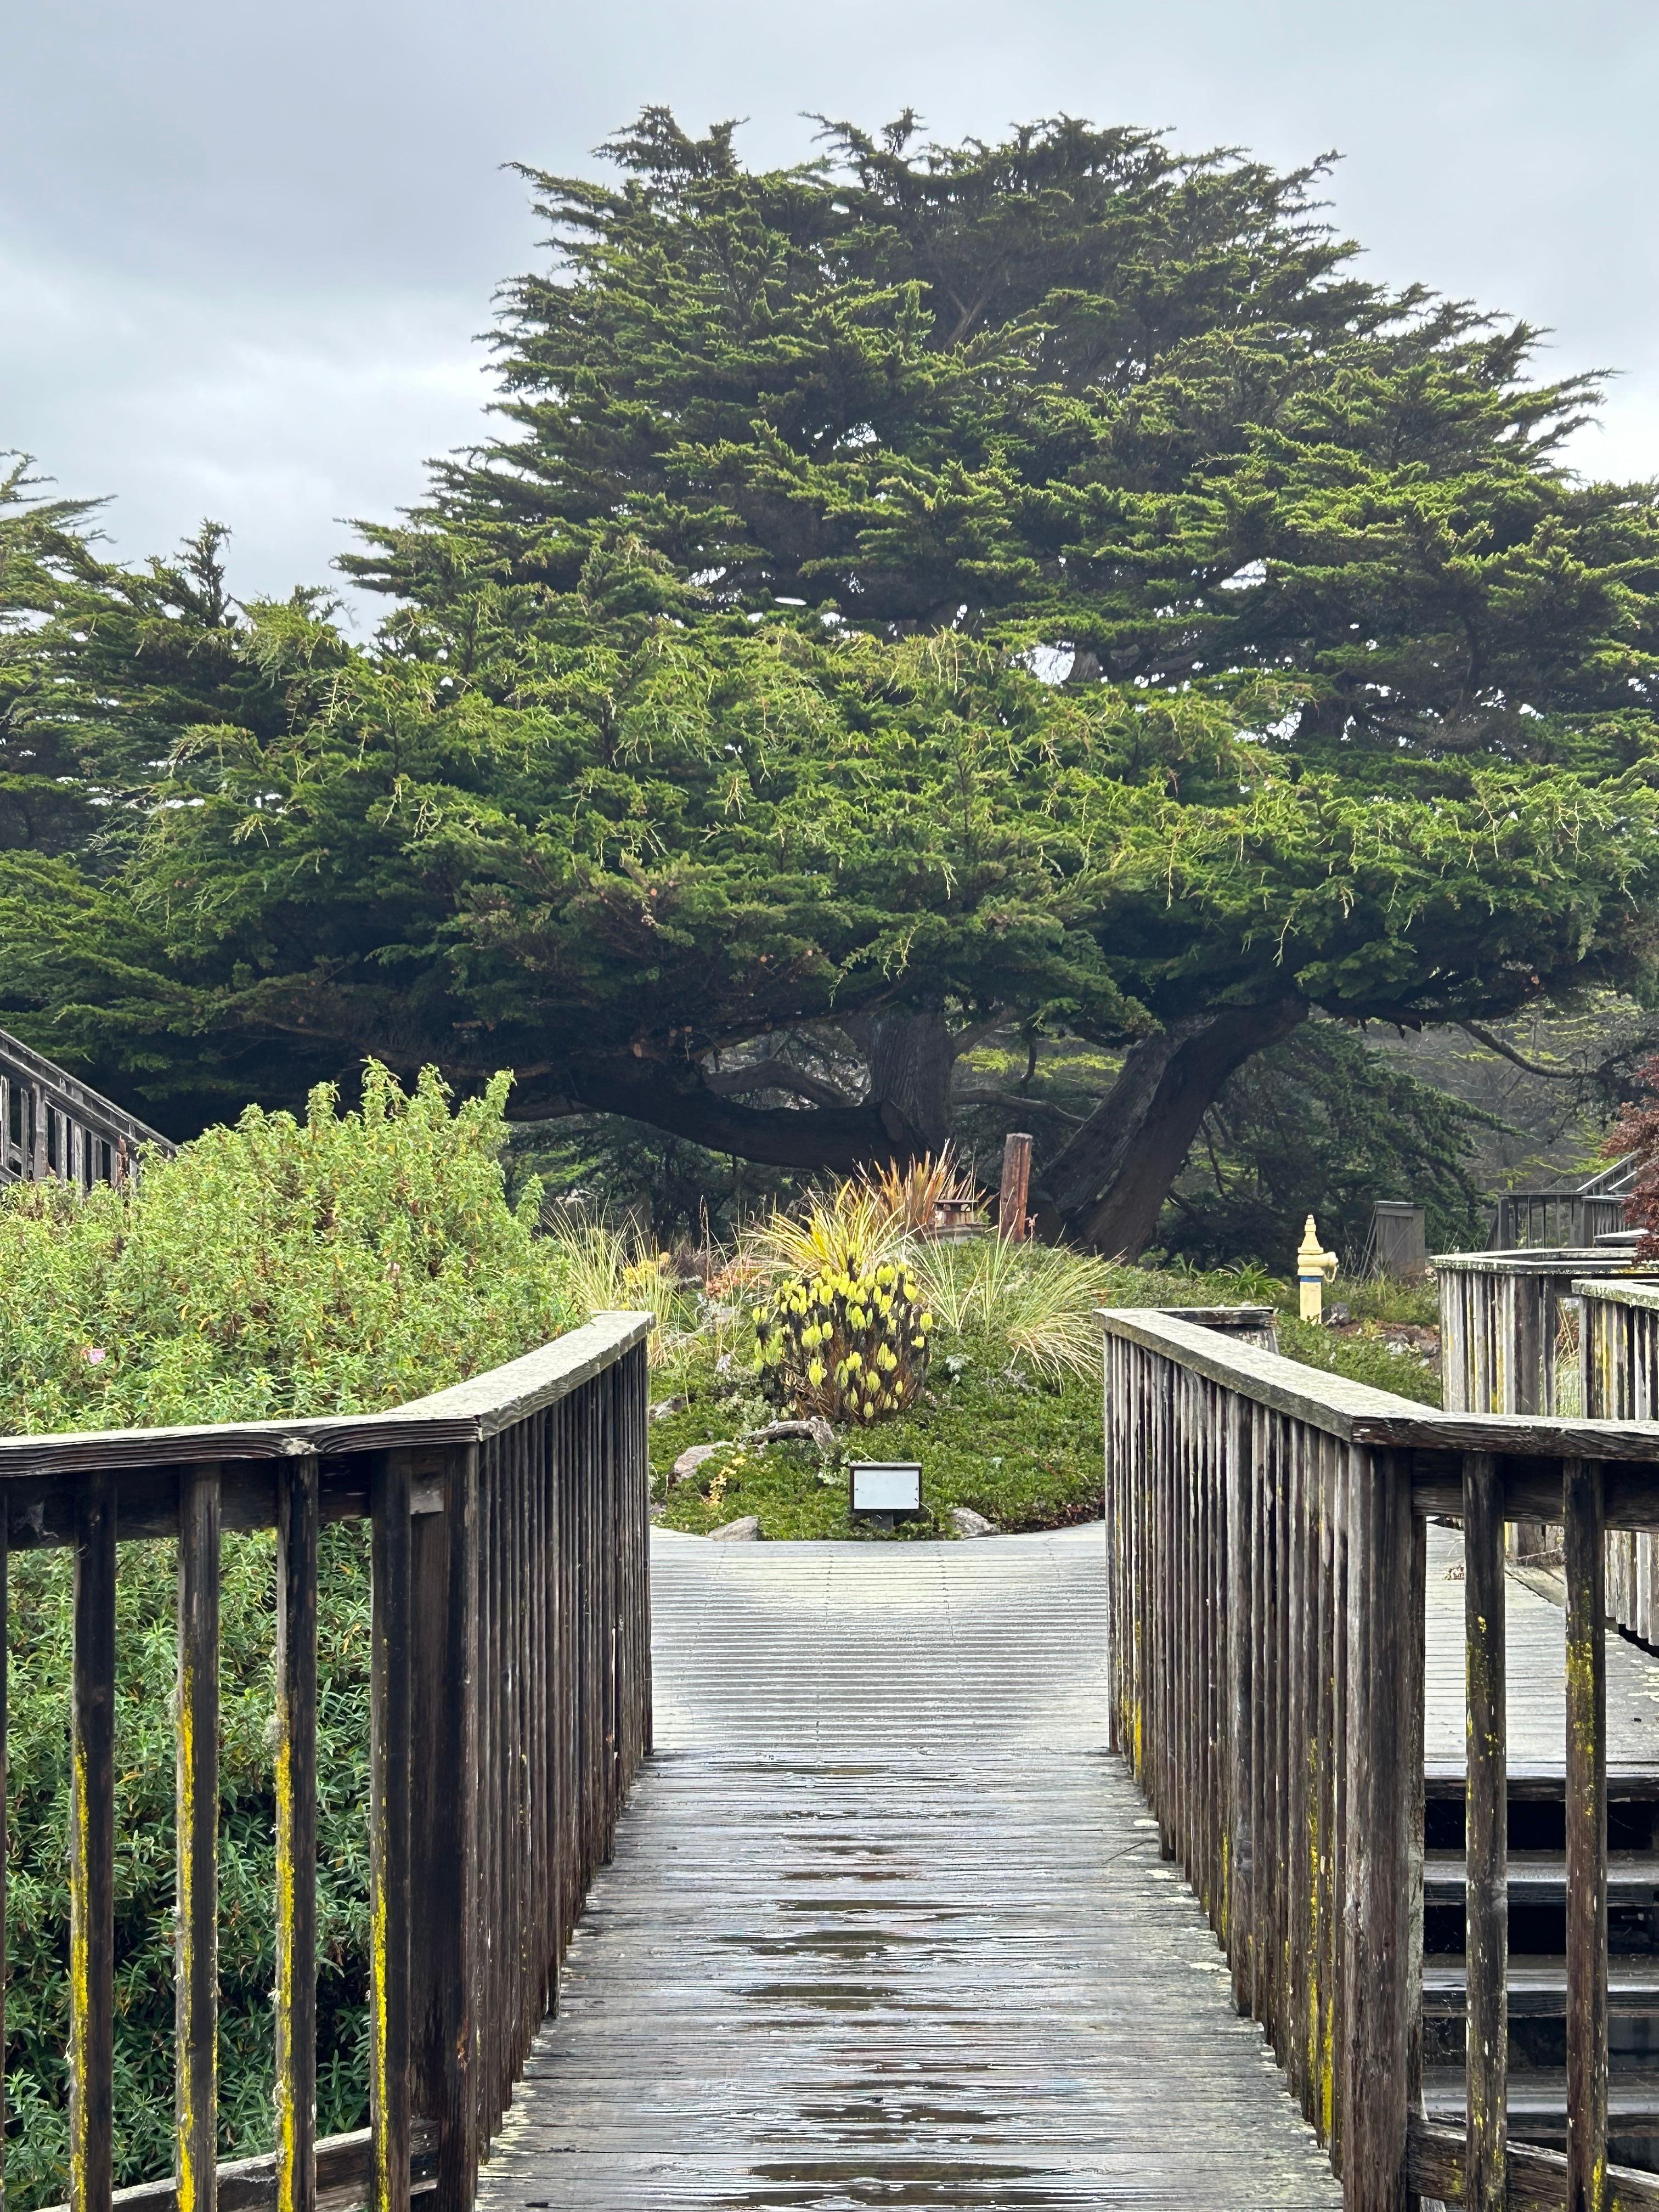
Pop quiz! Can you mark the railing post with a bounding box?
[1564,1457,1608,2212]
[1463,1451,1506,2212]
[1224,1391,1253,2017]
[275,1452,319,2212]
[176,1463,222,2212]
[371,1451,414,2212]
[412,1443,480,2212]
[1341,1447,1419,2212]
[70,1470,117,2212]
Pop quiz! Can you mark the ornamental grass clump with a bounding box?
[753,1257,933,1424]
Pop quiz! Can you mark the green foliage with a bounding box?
[0,1066,571,2206]
[653,1327,1103,1538]
[1158,1022,1492,1271]
[752,1257,932,1423]
[10,111,1659,1244]
[0,1063,572,1433]
[907,1234,1122,1380]
[1276,1314,1442,1404]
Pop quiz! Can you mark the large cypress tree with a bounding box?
[8,112,1659,1251]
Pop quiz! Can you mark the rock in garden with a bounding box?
[648,1395,687,1424]
[671,1441,729,1486]
[949,1506,998,1538]
[708,1515,760,1541]
[746,1416,836,1454]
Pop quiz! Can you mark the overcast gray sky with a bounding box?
[6,0,1656,617]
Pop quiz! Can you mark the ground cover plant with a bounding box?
[0,1065,572,2207]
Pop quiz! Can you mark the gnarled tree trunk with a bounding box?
[1035,1000,1307,1256]
[844,1003,959,1156]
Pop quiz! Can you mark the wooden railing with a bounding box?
[0,1026,173,1188]
[3,1310,651,2212]
[1437,1249,1639,1418]
[1102,1304,1659,2211]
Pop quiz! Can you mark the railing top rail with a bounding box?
[1100,1302,1659,1462]
[1575,1275,1659,1311]
[1434,1246,1635,1276]
[0,1309,653,1479]
[0,1024,174,1154]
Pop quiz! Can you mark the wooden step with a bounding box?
[1425,1849,1659,1903]
[1425,1764,1659,1803]
[1425,1955,1659,2017]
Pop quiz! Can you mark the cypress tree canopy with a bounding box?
[7,110,1659,1251]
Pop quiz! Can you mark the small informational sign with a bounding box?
[849,1462,924,1520]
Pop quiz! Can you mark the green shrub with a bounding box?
[0,1063,569,1433]
[0,1065,572,2206]
[752,1259,932,1423]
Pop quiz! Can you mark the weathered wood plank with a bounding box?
[275,1456,319,2212]
[70,1471,117,2212]
[369,1454,413,2212]
[477,1529,1342,2211]
[1463,1450,1506,2212]
[1564,1458,1610,2212]
[176,1464,221,2212]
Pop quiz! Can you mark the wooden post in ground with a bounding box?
[998,1133,1032,1242]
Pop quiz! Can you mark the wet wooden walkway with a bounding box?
[475,1526,1343,2210]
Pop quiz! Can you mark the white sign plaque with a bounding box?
[849,1462,923,1515]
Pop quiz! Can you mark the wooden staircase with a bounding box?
[1423,1771,1659,2170]
[0,1023,172,1188]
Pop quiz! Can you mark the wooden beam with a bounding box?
[274,1457,319,2212]
[1564,1457,1609,2212]
[1463,1451,1506,2212]
[70,1471,117,2212]
[176,1465,221,2212]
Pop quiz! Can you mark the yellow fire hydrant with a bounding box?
[1297,1214,1340,1323]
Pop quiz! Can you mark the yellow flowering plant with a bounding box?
[752,1254,933,1424]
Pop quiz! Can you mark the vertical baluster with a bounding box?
[411,1442,479,2212]
[176,1464,221,2212]
[70,1471,117,2212]
[0,1492,9,2196]
[1341,1448,1417,2212]
[371,1452,413,2212]
[1226,1391,1252,2015]
[275,1454,319,2212]
[1464,1449,1506,2212]
[1564,1457,1608,2212]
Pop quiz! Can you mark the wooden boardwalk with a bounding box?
[475,1526,1343,2209]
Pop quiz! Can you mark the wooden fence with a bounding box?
[1103,1302,1659,2211]
[2,1310,651,2212]
[0,1026,172,1189]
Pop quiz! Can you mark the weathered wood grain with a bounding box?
[176,1465,221,2212]
[1464,1450,1508,2212]
[478,1528,1342,2211]
[275,1456,320,2212]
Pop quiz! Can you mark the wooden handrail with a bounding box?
[1101,1302,1659,2211]
[5,1310,653,2212]
[0,1025,173,1190]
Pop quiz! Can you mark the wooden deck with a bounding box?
[475,1525,1344,2209]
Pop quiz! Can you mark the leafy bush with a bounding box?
[753,1259,933,1423]
[0,1063,571,1432]
[0,1065,572,2207]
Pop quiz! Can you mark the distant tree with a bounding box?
[1153,1022,1490,1269]
[9,112,1659,1252]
